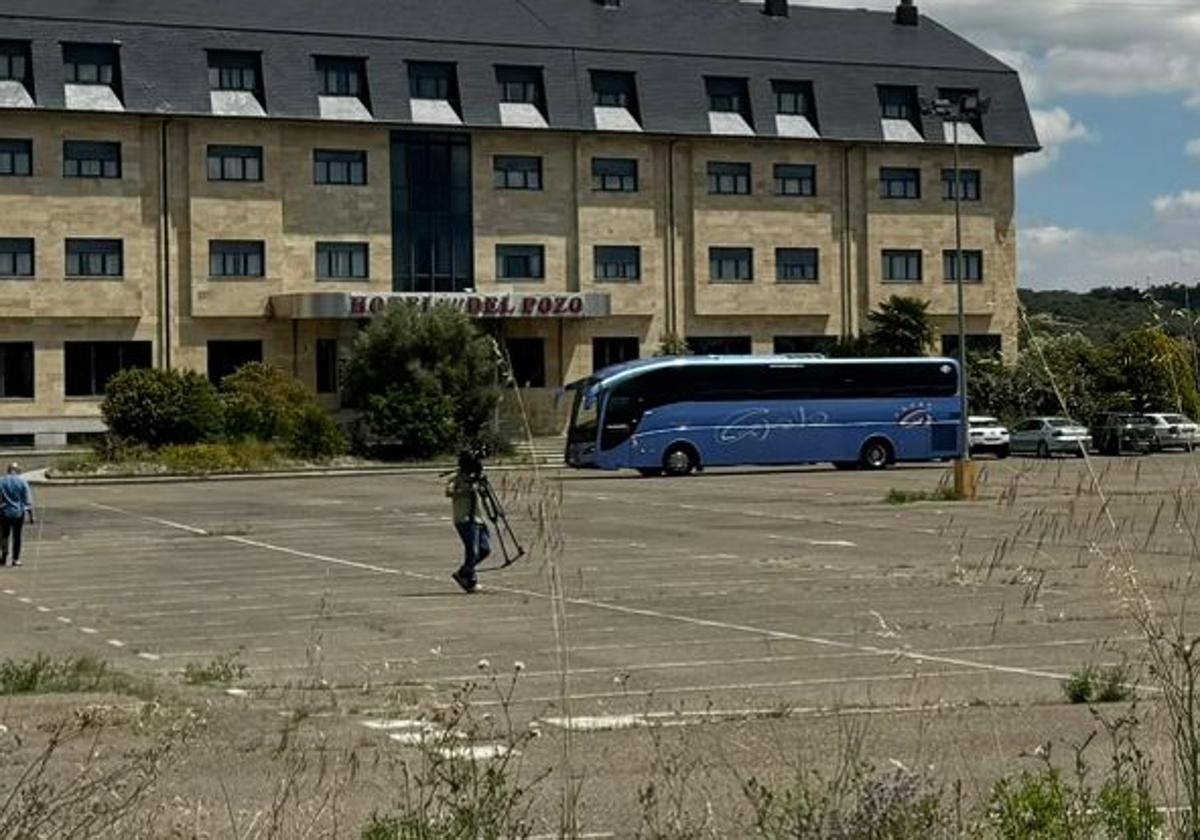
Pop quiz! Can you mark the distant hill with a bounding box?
[1018,285,1200,345]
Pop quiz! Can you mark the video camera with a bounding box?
[450,445,526,570]
[457,447,486,481]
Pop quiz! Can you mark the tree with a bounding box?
[866,296,935,357]
[1114,327,1200,417]
[343,304,500,457]
[1010,332,1119,424]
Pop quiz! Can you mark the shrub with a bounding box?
[287,404,347,460]
[987,767,1079,840]
[101,367,224,447]
[220,362,311,442]
[365,384,459,460]
[1063,667,1096,704]
[1062,664,1132,704]
[157,440,283,474]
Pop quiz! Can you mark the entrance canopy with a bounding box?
[269,291,612,320]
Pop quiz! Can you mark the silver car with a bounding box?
[1144,412,1199,451]
[1009,416,1091,458]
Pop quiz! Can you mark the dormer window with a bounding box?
[496,65,547,128]
[878,85,922,142]
[62,44,123,111]
[706,77,753,136]
[937,87,986,144]
[408,62,461,126]
[591,70,640,132]
[772,80,818,139]
[0,41,34,108]
[208,50,265,117]
[315,56,371,121]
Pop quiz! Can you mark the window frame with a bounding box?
[591,157,638,192]
[492,155,543,191]
[62,140,121,179]
[316,242,370,281]
[772,80,814,117]
[207,145,263,182]
[591,70,638,110]
[496,65,545,110]
[775,248,819,284]
[65,239,123,279]
[709,247,754,283]
[943,249,984,283]
[408,61,455,101]
[707,161,751,196]
[882,249,923,284]
[0,43,30,84]
[773,163,816,197]
[313,149,367,186]
[316,338,340,394]
[942,168,981,202]
[496,244,545,281]
[62,44,118,87]
[594,245,641,282]
[705,76,749,115]
[880,167,921,200]
[0,139,32,177]
[208,240,265,279]
[0,342,34,400]
[316,57,365,97]
[878,85,919,121]
[0,238,35,278]
[64,341,151,398]
[504,338,546,388]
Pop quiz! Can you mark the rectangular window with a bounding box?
[65,239,122,278]
[63,43,118,87]
[0,42,30,83]
[593,337,640,372]
[316,242,369,280]
[0,239,34,278]
[505,338,546,388]
[64,341,151,397]
[773,80,813,116]
[708,162,751,195]
[882,249,922,283]
[943,250,984,283]
[591,158,637,192]
[207,145,263,182]
[314,149,367,185]
[316,57,364,96]
[706,77,748,114]
[206,340,262,385]
[496,65,544,107]
[0,140,31,177]
[774,335,837,356]
[591,70,638,109]
[493,155,542,190]
[594,246,641,282]
[316,338,339,394]
[207,51,261,92]
[880,167,921,199]
[878,85,919,120]
[942,168,981,201]
[0,343,33,399]
[409,62,454,100]
[776,248,819,283]
[209,240,265,278]
[63,141,120,179]
[774,163,815,197]
[709,247,753,283]
[938,87,985,136]
[496,245,544,281]
[687,336,752,356]
[942,333,1002,358]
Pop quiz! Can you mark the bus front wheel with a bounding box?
[663,445,699,477]
[637,467,664,478]
[859,439,893,471]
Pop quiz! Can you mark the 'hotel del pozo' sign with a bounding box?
[265,292,612,321]
[350,292,609,319]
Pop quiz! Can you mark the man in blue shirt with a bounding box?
[0,463,34,567]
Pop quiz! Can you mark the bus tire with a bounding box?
[833,462,858,471]
[859,438,893,471]
[636,467,664,477]
[663,444,699,477]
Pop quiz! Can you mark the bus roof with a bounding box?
[581,355,959,394]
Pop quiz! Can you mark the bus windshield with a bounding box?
[568,383,599,444]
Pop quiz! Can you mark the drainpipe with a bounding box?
[158,119,173,369]
[841,144,853,338]
[666,139,678,337]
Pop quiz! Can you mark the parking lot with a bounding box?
[1,453,1196,832]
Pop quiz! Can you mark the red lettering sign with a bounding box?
[350,296,366,315]
[568,297,583,315]
[368,296,386,314]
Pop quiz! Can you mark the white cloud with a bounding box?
[1017,108,1092,178]
[1022,226,1086,250]
[1153,191,1200,216]
[1021,226,1200,291]
[1187,139,1200,160]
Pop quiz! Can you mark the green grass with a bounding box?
[1062,664,1133,704]
[54,440,295,477]
[182,653,247,687]
[0,655,152,698]
[885,486,963,505]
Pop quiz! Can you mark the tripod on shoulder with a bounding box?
[447,449,526,571]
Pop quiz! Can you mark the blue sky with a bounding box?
[787,0,1200,290]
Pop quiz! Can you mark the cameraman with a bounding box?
[447,451,491,593]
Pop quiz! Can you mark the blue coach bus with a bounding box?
[565,355,962,475]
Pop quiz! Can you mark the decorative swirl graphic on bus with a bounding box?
[896,403,935,427]
[716,408,771,444]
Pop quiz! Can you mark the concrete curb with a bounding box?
[37,461,566,486]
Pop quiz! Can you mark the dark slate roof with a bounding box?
[0,0,1039,149]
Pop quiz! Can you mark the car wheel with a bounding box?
[859,439,893,471]
[636,468,663,478]
[662,445,698,477]
[1037,441,1050,459]
[997,445,1010,459]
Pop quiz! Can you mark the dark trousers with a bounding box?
[455,522,491,583]
[1,516,23,563]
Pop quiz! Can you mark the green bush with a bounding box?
[365,384,459,460]
[158,440,283,474]
[220,362,311,442]
[287,404,347,460]
[101,368,224,447]
[987,767,1078,840]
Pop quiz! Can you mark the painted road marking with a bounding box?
[79,627,98,635]
[56,616,72,624]
[137,652,161,661]
[35,605,49,613]
[95,502,1076,687]
[107,639,126,648]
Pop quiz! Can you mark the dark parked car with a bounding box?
[1089,413,1156,456]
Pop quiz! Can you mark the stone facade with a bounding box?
[0,112,1020,441]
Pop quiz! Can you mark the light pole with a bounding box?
[922,94,990,497]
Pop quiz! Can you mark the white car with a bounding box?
[1144,413,1199,451]
[968,416,1010,458]
[1009,416,1091,458]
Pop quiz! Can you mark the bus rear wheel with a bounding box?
[663,445,698,477]
[859,439,893,471]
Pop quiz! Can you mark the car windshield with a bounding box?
[970,418,998,427]
[1046,418,1076,428]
